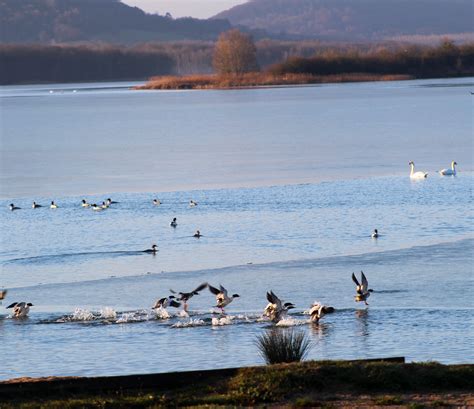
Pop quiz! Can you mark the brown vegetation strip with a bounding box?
[136,72,411,90]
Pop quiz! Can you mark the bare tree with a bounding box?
[213,29,259,75]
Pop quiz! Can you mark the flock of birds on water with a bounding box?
[0,272,372,324]
[7,161,458,213]
[2,160,458,323]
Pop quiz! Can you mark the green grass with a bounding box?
[1,361,473,408]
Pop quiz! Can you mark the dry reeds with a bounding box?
[136,72,411,90]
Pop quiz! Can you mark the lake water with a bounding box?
[0,78,473,380]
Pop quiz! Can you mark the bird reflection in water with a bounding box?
[355,309,369,337]
[310,321,332,339]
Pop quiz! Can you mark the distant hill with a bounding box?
[213,0,473,41]
[0,0,231,43]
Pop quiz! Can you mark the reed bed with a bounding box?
[136,72,411,90]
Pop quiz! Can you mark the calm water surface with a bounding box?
[0,78,472,380]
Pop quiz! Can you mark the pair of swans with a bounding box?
[409,161,457,179]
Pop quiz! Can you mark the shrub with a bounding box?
[256,329,312,365]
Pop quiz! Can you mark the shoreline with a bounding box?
[1,359,473,408]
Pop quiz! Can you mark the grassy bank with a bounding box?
[136,72,412,90]
[1,361,473,408]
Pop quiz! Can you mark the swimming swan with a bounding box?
[208,284,240,313]
[439,161,457,176]
[409,161,428,179]
[7,302,33,318]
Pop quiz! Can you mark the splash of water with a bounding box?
[171,319,206,328]
[211,315,234,326]
[71,308,95,321]
[276,317,309,327]
[100,307,117,320]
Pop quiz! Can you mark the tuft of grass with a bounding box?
[256,329,312,365]
[294,396,322,407]
[375,395,403,405]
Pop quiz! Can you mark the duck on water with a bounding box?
[7,302,34,318]
[143,244,158,254]
[263,291,295,323]
[208,284,240,314]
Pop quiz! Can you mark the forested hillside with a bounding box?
[0,0,231,43]
[214,0,473,41]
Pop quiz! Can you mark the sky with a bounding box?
[122,0,249,19]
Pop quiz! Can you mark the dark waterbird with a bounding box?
[152,296,181,310]
[170,283,208,312]
[143,244,158,254]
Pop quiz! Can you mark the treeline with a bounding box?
[269,41,474,78]
[1,40,382,84]
[0,45,175,84]
[1,41,473,85]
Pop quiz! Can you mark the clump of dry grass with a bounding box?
[136,72,411,90]
[256,329,312,365]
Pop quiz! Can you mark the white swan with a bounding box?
[439,161,457,176]
[409,161,428,179]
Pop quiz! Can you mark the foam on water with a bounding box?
[276,317,309,327]
[171,318,207,328]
